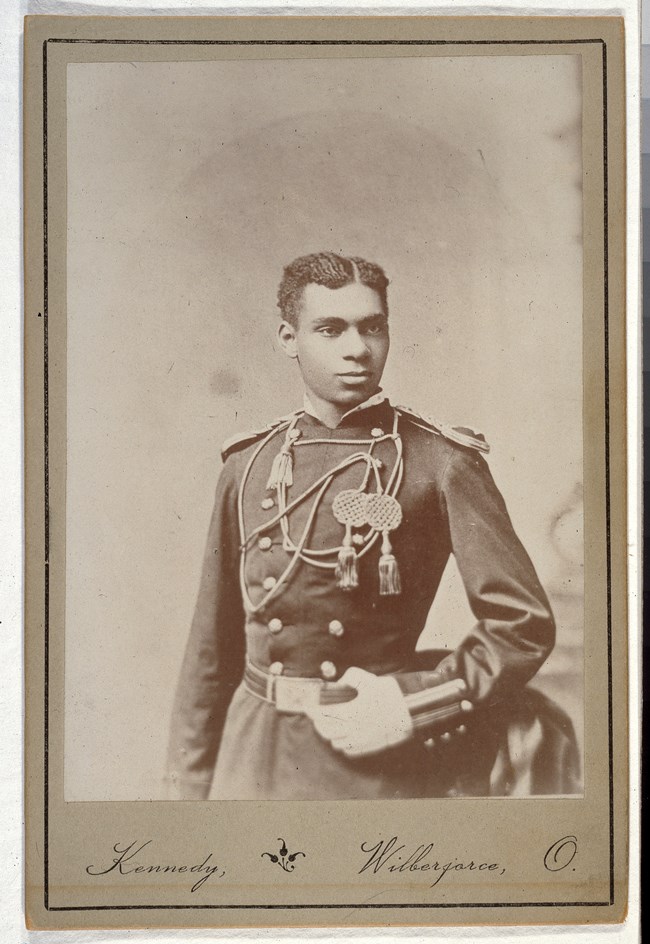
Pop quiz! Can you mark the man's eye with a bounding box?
[365,323,387,336]
[317,326,341,337]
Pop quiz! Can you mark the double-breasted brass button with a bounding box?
[269,661,284,675]
[261,497,274,510]
[370,427,383,438]
[268,618,283,634]
[258,536,272,551]
[424,737,436,750]
[461,699,473,713]
[328,620,344,637]
[456,725,467,735]
[288,428,301,441]
[263,576,277,590]
[320,661,337,680]
[441,731,452,743]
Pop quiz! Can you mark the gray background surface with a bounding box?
[0,0,640,940]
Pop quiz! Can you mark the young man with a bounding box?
[166,251,578,801]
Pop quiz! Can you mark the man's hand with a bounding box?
[306,667,414,757]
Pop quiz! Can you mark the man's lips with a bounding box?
[338,370,372,378]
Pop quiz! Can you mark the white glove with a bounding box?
[306,667,414,757]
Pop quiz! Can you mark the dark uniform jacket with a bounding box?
[166,396,578,800]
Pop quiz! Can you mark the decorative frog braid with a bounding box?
[230,405,489,614]
[237,410,405,614]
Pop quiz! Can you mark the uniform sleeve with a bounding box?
[165,456,246,799]
[396,446,555,733]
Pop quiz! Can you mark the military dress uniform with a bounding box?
[166,393,579,801]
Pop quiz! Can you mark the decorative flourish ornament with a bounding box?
[365,493,403,595]
[261,838,306,873]
[332,489,368,589]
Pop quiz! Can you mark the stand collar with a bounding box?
[302,389,389,428]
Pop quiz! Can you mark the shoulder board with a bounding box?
[221,410,302,461]
[395,405,490,454]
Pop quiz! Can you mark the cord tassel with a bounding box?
[336,523,359,589]
[266,446,293,490]
[378,532,401,595]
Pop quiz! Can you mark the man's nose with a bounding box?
[342,328,370,359]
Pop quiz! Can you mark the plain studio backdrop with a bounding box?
[65,53,583,800]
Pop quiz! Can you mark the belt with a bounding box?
[244,662,358,714]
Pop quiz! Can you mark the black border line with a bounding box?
[49,37,602,45]
[42,35,50,916]
[41,35,613,914]
[601,39,615,908]
[48,900,610,912]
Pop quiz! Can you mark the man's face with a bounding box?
[279,281,390,412]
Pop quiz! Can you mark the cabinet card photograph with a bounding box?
[24,13,628,931]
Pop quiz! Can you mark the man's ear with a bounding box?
[277,320,298,359]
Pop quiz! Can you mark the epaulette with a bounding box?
[221,410,302,461]
[395,405,490,454]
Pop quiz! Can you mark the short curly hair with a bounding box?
[277,252,389,327]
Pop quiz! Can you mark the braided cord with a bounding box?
[278,453,384,565]
[237,409,405,608]
[240,474,334,615]
[277,410,404,568]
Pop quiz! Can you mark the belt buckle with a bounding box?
[274,677,322,714]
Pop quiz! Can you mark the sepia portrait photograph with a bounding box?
[23,13,628,930]
[64,42,584,806]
